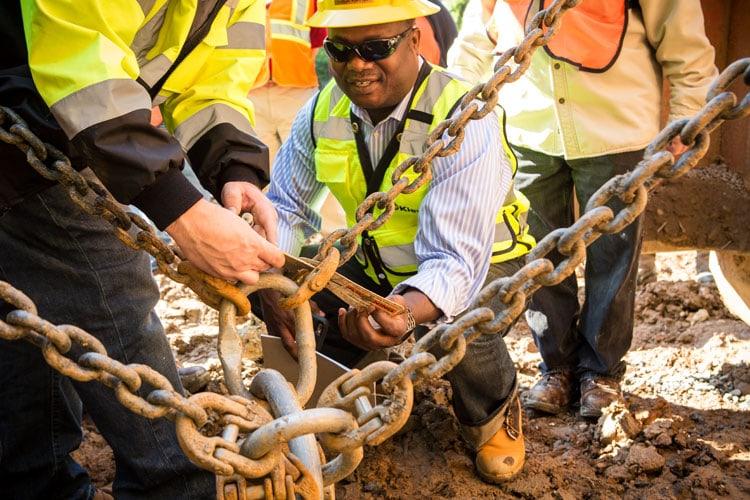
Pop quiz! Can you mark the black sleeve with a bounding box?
[186,123,270,199]
[71,109,202,230]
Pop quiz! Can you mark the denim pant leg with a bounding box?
[427,259,521,449]
[0,185,214,500]
[514,146,582,373]
[569,150,645,379]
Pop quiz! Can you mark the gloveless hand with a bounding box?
[221,181,278,244]
[166,198,284,285]
[338,294,412,351]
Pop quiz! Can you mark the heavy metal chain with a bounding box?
[304,56,750,477]
[2,57,747,495]
[1,0,748,495]
[0,107,251,316]
[309,0,582,270]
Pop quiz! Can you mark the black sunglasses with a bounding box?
[323,26,415,63]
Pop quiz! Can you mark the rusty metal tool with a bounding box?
[283,253,406,315]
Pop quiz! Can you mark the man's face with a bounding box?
[327,21,420,112]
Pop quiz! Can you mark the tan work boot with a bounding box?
[475,393,525,483]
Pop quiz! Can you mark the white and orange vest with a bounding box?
[503,0,630,72]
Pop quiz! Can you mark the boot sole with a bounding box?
[476,464,524,484]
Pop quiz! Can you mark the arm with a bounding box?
[161,0,269,200]
[21,0,199,229]
[640,0,718,123]
[267,97,329,256]
[22,0,283,282]
[446,0,497,84]
[341,109,511,350]
[393,110,509,321]
[261,97,330,356]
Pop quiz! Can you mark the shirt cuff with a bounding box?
[131,167,204,230]
[276,217,305,256]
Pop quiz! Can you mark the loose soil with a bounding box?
[74,252,750,498]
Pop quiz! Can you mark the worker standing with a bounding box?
[0,1,284,497]
[261,0,536,483]
[449,0,718,417]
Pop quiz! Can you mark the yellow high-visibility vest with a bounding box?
[312,64,535,287]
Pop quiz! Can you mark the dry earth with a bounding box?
[74,252,750,498]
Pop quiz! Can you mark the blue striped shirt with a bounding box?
[268,82,512,320]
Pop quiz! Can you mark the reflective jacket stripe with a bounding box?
[174,103,258,151]
[227,21,266,49]
[50,79,151,138]
[270,20,311,45]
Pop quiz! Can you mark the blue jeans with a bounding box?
[0,185,214,499]
[514,147,644,380]
[300,249,522,448]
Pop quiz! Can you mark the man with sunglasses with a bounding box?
[263,0,535,484]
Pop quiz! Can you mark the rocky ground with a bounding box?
[74,252,750,498]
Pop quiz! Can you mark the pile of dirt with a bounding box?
[76,253,750,498]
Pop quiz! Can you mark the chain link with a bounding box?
[309,56,750,467]
[1,0,748,495]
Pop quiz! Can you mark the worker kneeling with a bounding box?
[261,0,535,483]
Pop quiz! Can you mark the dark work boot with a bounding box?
[579,375,624,418]
[524,371,576,414]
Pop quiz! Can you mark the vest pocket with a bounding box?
[314,151,348,184]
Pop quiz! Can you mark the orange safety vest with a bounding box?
[256,0,318,88]
[506,0,630,73]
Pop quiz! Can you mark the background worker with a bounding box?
[261,0,535,483]
[250,0,328,164]
[0,1,284,497]
[449,0,717,417]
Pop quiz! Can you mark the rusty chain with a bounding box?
[0,106,251,316]
[306,56,750,468]
[1,0,748,495]
[307,0,583,273]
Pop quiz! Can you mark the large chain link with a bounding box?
[301,57,750,468]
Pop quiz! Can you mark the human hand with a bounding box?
[221,181,278,244]
[259,288,298,358]
[338,295,413,351]
[166,198,285,285]
[666,136,689,159]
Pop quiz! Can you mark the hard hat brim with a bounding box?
[307,0,440,28]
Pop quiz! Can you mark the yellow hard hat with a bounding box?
[307,0,440,28]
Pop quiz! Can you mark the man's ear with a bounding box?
[410,26,421,53]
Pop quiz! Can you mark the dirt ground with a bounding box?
[73,251,750,498]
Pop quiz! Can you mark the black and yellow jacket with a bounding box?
[0,0,267,228]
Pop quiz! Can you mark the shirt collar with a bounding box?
[350,58,425,127]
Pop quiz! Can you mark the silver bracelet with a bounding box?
[404,307,417,334]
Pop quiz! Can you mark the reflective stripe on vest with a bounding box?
[506,0,628,72]
[255,0,317,88]
[312,65,534,287]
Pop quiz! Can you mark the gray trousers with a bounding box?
[514,146,644,380]
[0,185,214,499]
